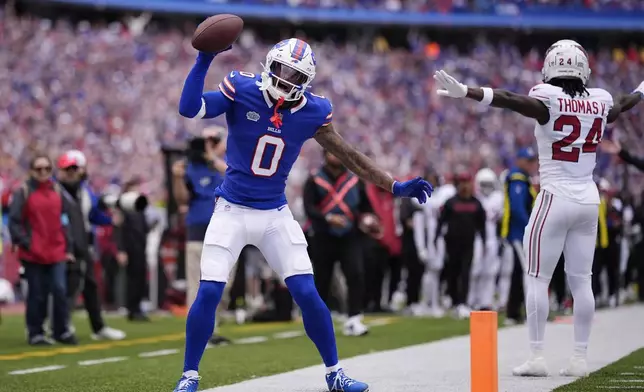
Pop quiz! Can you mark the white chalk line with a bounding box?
[6,317,393,376]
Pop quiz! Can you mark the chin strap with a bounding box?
[270,97,285,128]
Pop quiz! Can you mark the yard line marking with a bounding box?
[8,365,66,375]
[234,336,269,344]
[635,366,644,369]
[273,331,305,339]
[139,349,180,358]
[366,317,396,327]
[620,372,644,376]
[0,333,184,361]
[79,357,128,366]
[609,379,644,383]
[598,386,644,389]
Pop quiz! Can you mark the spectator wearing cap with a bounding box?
[56,151,126,340]
[434,171,486,319]
[501,147,538,325]
[8,154,76,345]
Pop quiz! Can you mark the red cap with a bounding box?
[57,153,79,169]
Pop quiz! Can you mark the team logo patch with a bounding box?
[246,111,260,122]
[199,177,211,187]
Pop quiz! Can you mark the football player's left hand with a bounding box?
[392,177,433,204]
[434,70,467,99]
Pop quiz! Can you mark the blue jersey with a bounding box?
[214,71,333,209]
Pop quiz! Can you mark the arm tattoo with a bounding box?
[314,123,395,192]
[467,87,550,124]
[608,92,642,123]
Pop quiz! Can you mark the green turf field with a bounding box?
[0,313,471,392]
[555,348,644,391]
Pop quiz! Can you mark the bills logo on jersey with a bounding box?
[246,111,260,122]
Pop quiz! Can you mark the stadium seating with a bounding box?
[0,12,642,199]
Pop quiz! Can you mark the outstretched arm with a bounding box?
[314,124,394,191]
[179,52,232,119]
[434,70,550,124]
[466,88,550,124]
[607,91,643,123]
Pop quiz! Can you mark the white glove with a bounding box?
[434,70,467,99]
[635,81,644,96]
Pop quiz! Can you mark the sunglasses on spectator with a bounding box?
[32,166,52,173]
[63,165,80,172]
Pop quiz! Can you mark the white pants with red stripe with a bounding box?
[522,190,598,280]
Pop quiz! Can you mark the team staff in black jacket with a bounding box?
[56,151,126,341]
[303,150,378,337]
[435,172,486,319]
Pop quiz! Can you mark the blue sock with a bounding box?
[183,280,225,372]
[285,274,339,368]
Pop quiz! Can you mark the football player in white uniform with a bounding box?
[413,169,446,317]
[469,168,504,310]
[434,39,643,377]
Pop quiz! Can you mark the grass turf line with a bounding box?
[0,315,470,392]
[555,348,644,391]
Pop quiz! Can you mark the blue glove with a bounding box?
[392,177,433,204]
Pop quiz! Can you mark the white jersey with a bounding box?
[478,190,504,245]
[529,83,614,204]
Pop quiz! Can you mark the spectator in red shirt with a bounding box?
[8,154,76,345]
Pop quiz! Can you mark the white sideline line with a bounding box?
[233,336,268,344]
[598,387,644,390]
[79,357,128,366]
[609,379,644,383]
[139,349,180,358]
[8,365,66,375]
[620,372,644,376]
[273,331,305,339]
[202,306,644,392]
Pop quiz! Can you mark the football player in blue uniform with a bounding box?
[173,38,433,392]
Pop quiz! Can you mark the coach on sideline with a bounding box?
[303,150,377,337]
[502,147,538,325]
[172,126,230,345]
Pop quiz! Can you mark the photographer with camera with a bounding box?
[172,126,230,344]
[112,177,152,321]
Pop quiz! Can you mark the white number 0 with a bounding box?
[251,135,285,177]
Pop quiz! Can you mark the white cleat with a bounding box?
[343,315,369,337]
[91,326,126,341]
[512,357,549,377]
[455,304,471,320]
[560,356,588,377]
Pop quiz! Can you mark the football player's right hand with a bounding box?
[434,70,467,99]
[392,177,433,204]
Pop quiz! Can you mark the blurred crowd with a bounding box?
[214,0,642,13]
[1,9,643,202]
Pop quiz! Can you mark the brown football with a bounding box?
[192,14,244,54]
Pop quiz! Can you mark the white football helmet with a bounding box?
[542,39,590,85]
[258,38,316,102]
[475,168,498,196]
